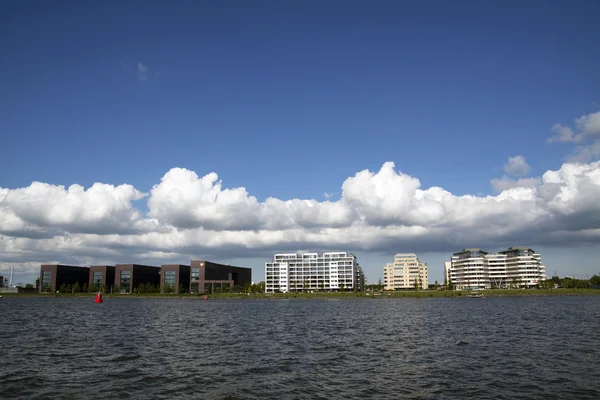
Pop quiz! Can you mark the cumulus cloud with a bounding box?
[565,140,600,164]
[0,181,154,237]
[490,176,541,193]
[1,161,600,273]
[548,124,575,143]
[504,155,530,176]
[548,111,600,143]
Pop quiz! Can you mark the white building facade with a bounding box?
[449,247,546,290]
[265,252,365,293]
[383,253,428,290]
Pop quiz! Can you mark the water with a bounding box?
[0,296,599,399]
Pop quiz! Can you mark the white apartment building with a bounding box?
[383,253,428,290]
[450,249,489,290]
[444,261,451,287]
[265,252,365,293]
[449,247,546,290]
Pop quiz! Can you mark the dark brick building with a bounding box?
[89,265,116,292]
[39,264,89,293]
[190,260,252,294]
[115,264,160,293]
[160,264,191,293]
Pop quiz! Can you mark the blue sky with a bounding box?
[1,0,600,284]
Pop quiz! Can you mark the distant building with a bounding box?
[190,260,252,294]
[448,247,546,290]
[39,264,89,293]
[89,265,116,292]
[0,275,4,288]
[160,264,191,293]
[265,252,365,293]
[383,253,428,290]
[444,261,451,287]
[115,264,161,293]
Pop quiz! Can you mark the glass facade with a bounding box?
[93,272,103,285]
[191,268,200,280]
[42,271,52,292]
[120,271,131,293]
[164,271,176,287]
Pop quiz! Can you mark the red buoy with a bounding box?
[94,291,103,303]
[203,295,207,300]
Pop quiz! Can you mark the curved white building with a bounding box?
[449,247,546,290]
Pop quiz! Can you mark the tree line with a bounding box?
[42,281,267,294]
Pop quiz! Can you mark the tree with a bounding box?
[319,282,325,291]
[590,275,600,286]
[82,282,88,293]
[73,282,81,293]
[89,283,98,293]
[25,283,34,289]
[179,284,185,294]
[138,283,146,294]
[113,284,119,294]
[59,283,67,293]
[145,282,155,293]
[339,282,345,292]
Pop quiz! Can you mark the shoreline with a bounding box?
[2,288,599,299]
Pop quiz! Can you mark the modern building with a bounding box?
[265,252,365,293]
[89,265,116,292]
[160,264,191,293]
[190,260,252,294]
[498,247,546,288]
[444,261,451,287]
[39,264,89,293]
[450,249,489,290]
[448,247,546,290]
[383,253,428,290]
[114,264,161,293]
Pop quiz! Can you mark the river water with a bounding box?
[0,296,599,399]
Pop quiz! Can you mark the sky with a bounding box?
[1,0,600,285]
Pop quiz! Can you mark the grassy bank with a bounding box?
[2,288,599,299]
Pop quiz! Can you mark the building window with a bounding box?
[42,271,52,291]
[191,268,200,280]
[164,271,176,287]
[93,272,103,285]
[120,271,131,293]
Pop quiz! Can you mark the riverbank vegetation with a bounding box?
[4,287,600,299]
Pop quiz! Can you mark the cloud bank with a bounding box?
[1,159,600,278]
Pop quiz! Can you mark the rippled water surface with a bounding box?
[1,296,599,399]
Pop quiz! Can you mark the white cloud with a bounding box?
[0,181,153,237]
[490,176,541,193]
[2,161,600,276]
[548,111,600,143]
[504,155,530,176]
[565,140,600,164]
[548,124,575,143]
[137,62,149,80]
[575,111,600,138]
